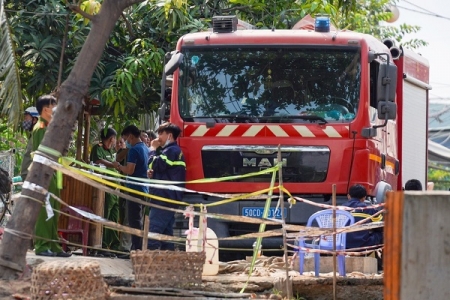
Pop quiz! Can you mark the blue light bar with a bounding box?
[315,15,330,32]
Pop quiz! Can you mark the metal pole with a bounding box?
[332,184,337,300]
[142,215,150,251]
[278,145,292,299]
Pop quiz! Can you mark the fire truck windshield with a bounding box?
[178,46,361,123]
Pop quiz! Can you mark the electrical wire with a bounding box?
[402,0,443,15]
[397,1,450,21]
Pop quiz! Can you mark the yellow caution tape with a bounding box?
[63,156,279,184]
[68,165,191,206]
[58,156,283,207]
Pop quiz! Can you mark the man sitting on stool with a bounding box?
[342,184,383,269]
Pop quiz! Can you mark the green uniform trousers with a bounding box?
[34,176,63,254]
[103,192,120,250]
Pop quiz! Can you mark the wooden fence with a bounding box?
[58,175,104,249]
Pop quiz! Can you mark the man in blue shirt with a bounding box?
[342,184,383,249]
[147,122,186,250]
[116,125,148,251]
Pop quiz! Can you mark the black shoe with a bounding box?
[55,251,72,257]
[88,250,103,257]
[98,250,116,258]
[117,253,130,259]
[36,249,56,257]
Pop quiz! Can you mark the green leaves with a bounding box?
[0,118,28,175]
[428,163,450,190]
[380,24,428,49]
[4,0,73,104]
[100,37,163,119]
[297,0,426,49]
[0,0,22,128]
[22,35,60,63]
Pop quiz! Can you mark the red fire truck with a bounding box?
[158,16,430,254]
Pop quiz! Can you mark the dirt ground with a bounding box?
[0,279,31,300]
[0,254,383,300]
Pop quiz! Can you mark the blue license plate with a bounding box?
[241,207,287,219]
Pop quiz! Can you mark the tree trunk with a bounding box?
[0,0,142,279]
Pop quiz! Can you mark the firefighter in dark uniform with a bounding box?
[343,184,383,249]
[147,122,186,250]
[343,184,383,270]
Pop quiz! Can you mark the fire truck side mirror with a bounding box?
[158,52,183,124]
[376,62,397,102]
[158,102,167,122]
[368,51,376,63]
[377,101,397,120]
[362,101,397,137]
[164,51,184,75]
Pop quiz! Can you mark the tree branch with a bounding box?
[221,6,252,13]
[121,12,136,41]
[68,4,94,20]
[57,14,70,89]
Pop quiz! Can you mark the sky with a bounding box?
[393,0,450,101]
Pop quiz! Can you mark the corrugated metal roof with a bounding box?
[429,101,450,130]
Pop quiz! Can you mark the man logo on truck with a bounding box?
[243,158,287,167]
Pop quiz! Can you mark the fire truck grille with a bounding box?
[201,145,330,183]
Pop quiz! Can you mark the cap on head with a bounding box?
[24,107,39,118]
